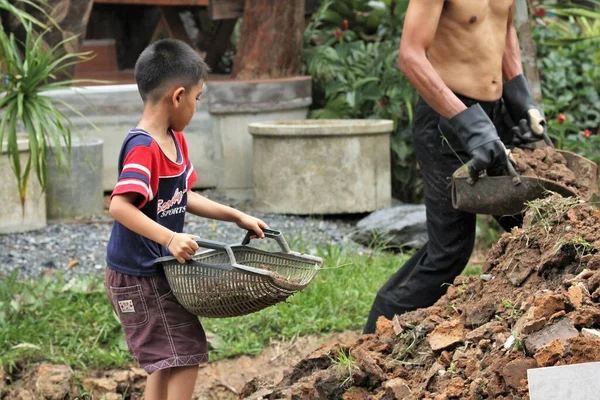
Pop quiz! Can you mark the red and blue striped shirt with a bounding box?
[106,128,197,276]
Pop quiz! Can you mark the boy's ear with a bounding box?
[172,87,186,106]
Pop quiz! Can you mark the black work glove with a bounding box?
[449,104,516,182]
[503,74,552,147]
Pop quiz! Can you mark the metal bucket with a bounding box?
[451,150,597,216]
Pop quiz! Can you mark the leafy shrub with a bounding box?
[302,0,422,203]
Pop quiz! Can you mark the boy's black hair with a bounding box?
[134,38,210,102]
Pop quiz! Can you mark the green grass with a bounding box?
[0,245,406,372]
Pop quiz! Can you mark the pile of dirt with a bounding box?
[511,147,593,199]
[242,195,600,400]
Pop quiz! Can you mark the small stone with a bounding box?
[94,264,103,270]
[445,376,465,398]
[501,358,538,390]
[478,339,491,349]
[568,285,584,309]
[35,363,73,400]
[534,339,565,367]
[581,328,600,339]
[383,378,412,399]
[549,310,566,322]
[504,335,516,351]
[375,316,395,338]
[524,318,579,355]
[392,315,403,335]
[82,378,118,397]
[480,274,493,281]
[533,294,566,320]
[466,321,505,342]
[514,307,546,336]
[428,320,465,351]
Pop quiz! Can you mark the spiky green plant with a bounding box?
[0,22,96,206]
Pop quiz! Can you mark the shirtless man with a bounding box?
[364,0,547,333]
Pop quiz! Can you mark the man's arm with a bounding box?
[502,3,524,81]
[187,191,268,238]
[398,0,466,118]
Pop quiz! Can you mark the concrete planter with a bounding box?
[46,76,312,201]
[0,138,47,233]
[249,119,394,214]
[207,76,312,200]
[46,137,104,220]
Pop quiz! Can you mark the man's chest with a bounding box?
[443,0,513,27]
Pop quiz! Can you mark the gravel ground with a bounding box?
[0,191,363,278]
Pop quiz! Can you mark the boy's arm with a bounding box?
[110,193,199,263]
[187,191,268,238]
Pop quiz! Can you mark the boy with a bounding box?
[105,38,268,400]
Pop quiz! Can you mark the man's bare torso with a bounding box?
[427,0,514,101]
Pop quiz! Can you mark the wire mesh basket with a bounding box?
[156,229,323,318]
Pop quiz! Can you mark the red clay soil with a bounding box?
[242,195,600,400]
[511,147,594,199]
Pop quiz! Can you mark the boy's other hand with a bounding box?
[236,214,269,239]
[168,233,200,263]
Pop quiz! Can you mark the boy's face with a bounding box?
[169,80,204,132]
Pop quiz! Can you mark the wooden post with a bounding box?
[514,0,543,105]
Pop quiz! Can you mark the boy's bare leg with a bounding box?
[167,365,199,400]
[145,369,169,400]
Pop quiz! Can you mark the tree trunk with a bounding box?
[231,0,305,80]
[6,0,94,78]
[515,0,543,105]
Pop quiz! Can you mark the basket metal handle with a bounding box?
[195,239,239,266]
[241,229,292,253]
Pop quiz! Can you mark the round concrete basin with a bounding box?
[249,119,394,214]
[46,137,104,219]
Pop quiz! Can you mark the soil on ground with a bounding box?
[242,195,600,400]
[0,332,359,400]
[511,147,595,200]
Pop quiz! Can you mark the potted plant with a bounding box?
[0,21,93,232]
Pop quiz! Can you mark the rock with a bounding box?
[514,307,546,336]
[462,302,496,328]
[342,387,372,400]
[392,315,404,336]
[428,320,465,351]
[571,306,600,328]
[375,317,395,338]
[35,363,73,400]
[501,358,537,390]
[353,204,427,249]
[102,394,122,400]
[524,318,579,355]
[534,339,565,367]
[568,285,584,309]
[82,378,118,398]
[350,347,386,384]
[533,294,566,320]
[466,321,504,342]
[6,389,36,400]
[445,376,465,398]
[383,378,412,399]
[582,328,600,339]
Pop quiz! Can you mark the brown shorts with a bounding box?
[105,267,208,374]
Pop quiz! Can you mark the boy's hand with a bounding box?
[236,214,269,239]
[167,233,200,264]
